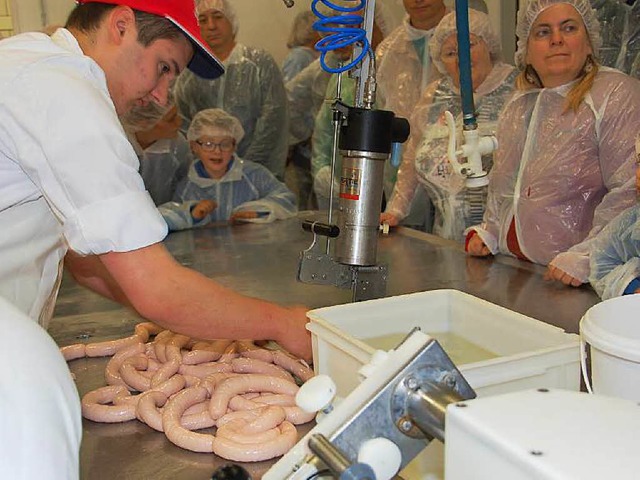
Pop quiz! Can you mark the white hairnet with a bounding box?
[196,0,239,35]
[288,11,317,48]
[514,0,602,69]
[429,10,502,75]
[187,108,245,144]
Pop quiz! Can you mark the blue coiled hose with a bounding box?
[311,0,371,74]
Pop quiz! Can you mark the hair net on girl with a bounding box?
[429,9,502,75]
[514,0,602,69]
[469,68,640,283]
[186,108,245,144]
[195,0,239,35]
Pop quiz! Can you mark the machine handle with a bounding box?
[302,220,340,238]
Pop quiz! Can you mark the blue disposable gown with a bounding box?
[159,155,297,231]
[173,43,289,180]
[589,204,640,300]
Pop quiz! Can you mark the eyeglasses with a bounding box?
[195,139,235,152]
[440,39,481,63]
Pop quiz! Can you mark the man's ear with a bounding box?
[106,5,136,45]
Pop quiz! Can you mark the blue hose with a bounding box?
[454,0,477,128]
[311,0,371,74]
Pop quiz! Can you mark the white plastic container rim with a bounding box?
[579,295,640,393]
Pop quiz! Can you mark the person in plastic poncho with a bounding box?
[0,1,311,362]
[159,109,297,231]
[174,0,288,181]
[122,100,193,206]
[381,10,518,242]
[589,136,640,299]
[466,0,640,289]
[282,10,320,83]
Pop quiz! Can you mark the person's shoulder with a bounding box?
[375,25,407,59]
[239,44,279,66]
[592,67,640,104]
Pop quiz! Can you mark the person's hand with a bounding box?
[277,306,312,363]
[467,233,491,257]
[191,200,217,220]
[380,212,399,227]
[544,264,583,287]
[230,211,259,224]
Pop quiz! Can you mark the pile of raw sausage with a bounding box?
[62,322,315,462]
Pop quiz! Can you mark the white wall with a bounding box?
[10,0,518,66]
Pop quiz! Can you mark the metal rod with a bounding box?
[308,434,350,475]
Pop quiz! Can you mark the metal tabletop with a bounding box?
[49,213,600,479]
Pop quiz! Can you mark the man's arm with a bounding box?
[68,243,311,361]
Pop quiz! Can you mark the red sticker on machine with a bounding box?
[340,168,361,200]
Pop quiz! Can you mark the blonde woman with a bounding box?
[467,0,640,288]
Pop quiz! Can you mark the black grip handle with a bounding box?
[302,220,340,238]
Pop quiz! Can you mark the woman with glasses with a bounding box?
[381,10,517,242]
[158,109,297,231]
[467,0,640,289]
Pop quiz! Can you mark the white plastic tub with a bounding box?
[309,289,581,398]
[307,289,581,480]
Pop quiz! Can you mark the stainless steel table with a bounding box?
[49,214,600,479]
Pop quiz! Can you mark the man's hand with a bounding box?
[276,306,312,363]
[191,200,217,220]
[544,265,583,287]
[467,233,491,257]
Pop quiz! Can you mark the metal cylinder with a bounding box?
[336,149,387,266]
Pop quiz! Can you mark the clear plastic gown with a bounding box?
[472,68,640,282]
[174,44,289,180]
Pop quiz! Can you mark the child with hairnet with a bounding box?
[589,136,640,300]
[159,109,297,231]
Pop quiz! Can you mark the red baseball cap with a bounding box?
[76,0,224,79]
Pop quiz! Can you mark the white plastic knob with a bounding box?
[379,223,390,235]
[357,437,402,480]
[295,374,337,413]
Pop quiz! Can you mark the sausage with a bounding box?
[217,406,286,433]
[153,374,186,397]
[178,361,233,379]
[61,343,86,362]
[136,390,168,432]
[134,322,164,342]
[150,356,181,388]
[212,421,298,462]
[273,351,315,383]
[119,354,151,392]
[209,374,299,420]
[231,358,296,383]
[163,386,214,452]
[237,341,275,363]
[228,394,315,425]
[105,343,146,387]
[85,334,142,358]
[153,330,174,363]
[82,385,137,423]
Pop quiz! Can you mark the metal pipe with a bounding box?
[454,0,477,129]
[406,382,466,443]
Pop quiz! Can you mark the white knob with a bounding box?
[295,374,337,413]
[379,223,390,235]
[357,437,402,480]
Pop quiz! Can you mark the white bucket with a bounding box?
[580,295,640,401]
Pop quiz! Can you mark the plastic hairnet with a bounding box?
[514,0,602,69]
[196,0,239,35]
[187,108,245,144]
[429,10,502,75]
[288,11,317,48]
